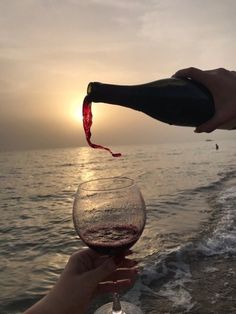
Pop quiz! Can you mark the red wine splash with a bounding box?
[82,96,122,157]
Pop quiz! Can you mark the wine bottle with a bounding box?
[87,78,236,130]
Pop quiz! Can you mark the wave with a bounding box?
[124,173,236,312]
[197,185,236,256]
[124,244,195,312]
[56,163,76,167]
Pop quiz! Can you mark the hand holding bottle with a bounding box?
[87,70,236,135]
[173,67,236,133]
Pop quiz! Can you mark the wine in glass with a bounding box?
[73,177,146,314]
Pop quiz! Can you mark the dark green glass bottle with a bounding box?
[87,78,235,129]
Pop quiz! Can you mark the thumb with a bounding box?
[173,67,211,88]
[195,115,222,133]
[89,258,117,283]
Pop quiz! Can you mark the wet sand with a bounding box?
[141,254,236,314]
[188,255,236,314]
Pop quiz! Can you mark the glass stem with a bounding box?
[112,292,123,314]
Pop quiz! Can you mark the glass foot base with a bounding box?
[94,301,144,314]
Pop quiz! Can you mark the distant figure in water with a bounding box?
[215,144,219,150]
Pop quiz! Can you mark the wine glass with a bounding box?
[73,177,146,314]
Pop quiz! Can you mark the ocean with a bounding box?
[0,140,236,314]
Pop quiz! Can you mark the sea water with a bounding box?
[0,140,236,313]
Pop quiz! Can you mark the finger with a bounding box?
[195,115,223,133]
[231,70,236,76]
[93,251,133,268]
[91,257,138,282]
[173,67,211,86]
[89,258,117,282]
[105,268,139,282]
[67,249,97,272]
[123,249,133,256]
[69,249,101,264]
[117,258,138,268]
[93,256,112,268]
[68,248,112,274]
[97,279,133,294]
[94,250,133,267]
[173,67,203,78]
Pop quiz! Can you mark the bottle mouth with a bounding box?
[87,83,92,95]
[87,82,102,96]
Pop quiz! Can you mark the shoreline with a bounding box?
[139,254,236,314]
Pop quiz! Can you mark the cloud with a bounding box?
[0,0,236,150]
[0,79,14,92]
[134,0,236,71]
[90,0,145,8]
[140,1,236,43]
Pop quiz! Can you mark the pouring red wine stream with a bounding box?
[82,96,121,157]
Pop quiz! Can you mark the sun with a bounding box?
[73,105,83,122]
[70,97,83,122]
[69,95,102,125]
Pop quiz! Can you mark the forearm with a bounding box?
[24,295,53,314]
[24,283,87,314]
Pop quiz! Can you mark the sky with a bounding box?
[0,0,236,151]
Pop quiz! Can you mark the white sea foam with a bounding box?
[124,245,195,312]
[157,247,195,312]
[197,186,236,256]
[123,259,161,306]
[203,266,219,273]
[125,185,236,312]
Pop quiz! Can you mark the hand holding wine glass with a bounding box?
[73,177,146,314]
[24,249,136,314]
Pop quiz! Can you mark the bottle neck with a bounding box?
[87,82,140,109]
[86,79,236,130]
[86,78,214,113]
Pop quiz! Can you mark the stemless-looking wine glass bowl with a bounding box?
[73,177,146,314]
